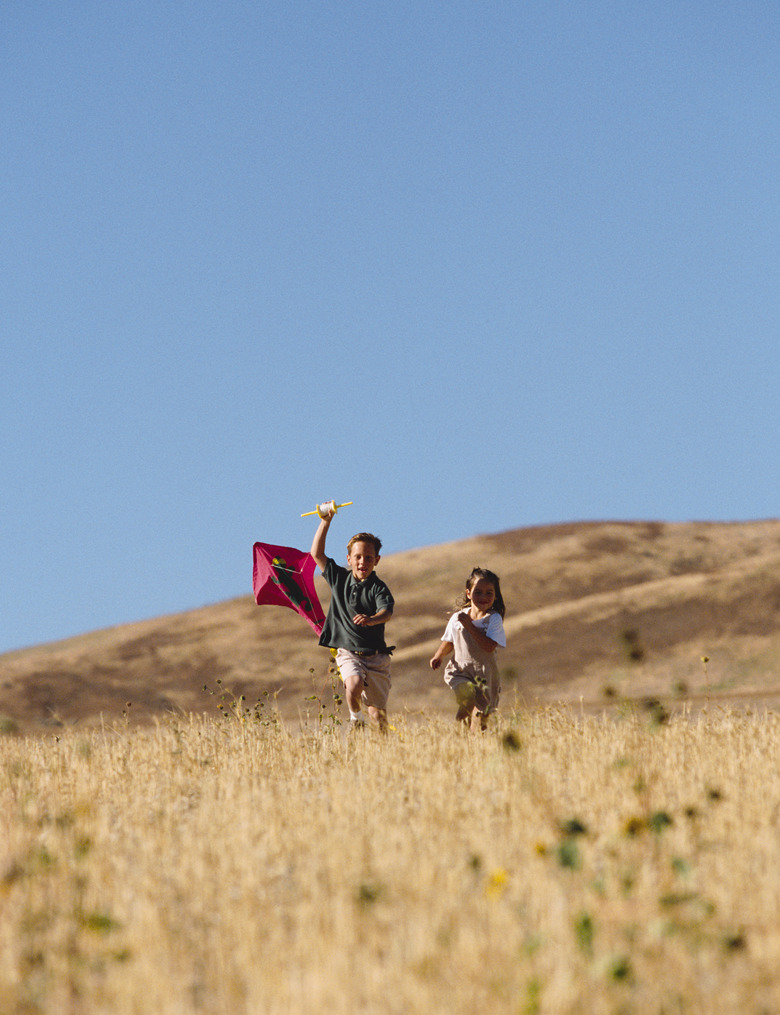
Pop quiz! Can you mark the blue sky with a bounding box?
[2,1,778,654]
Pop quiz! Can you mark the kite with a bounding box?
[252,541,326,636]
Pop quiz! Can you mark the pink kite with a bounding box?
[252,542,326,636]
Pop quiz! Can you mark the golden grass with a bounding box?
[2,705,779,1014]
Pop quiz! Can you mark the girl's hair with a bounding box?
[455,567,506,618]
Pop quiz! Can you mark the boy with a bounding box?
[310,502,395,731]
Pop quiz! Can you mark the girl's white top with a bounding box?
[442,610,506,647]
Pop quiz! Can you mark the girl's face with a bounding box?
[467,578,496,614]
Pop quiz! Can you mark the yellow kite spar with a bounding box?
[300,500,353,519]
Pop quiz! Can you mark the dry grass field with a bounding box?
[2,706,779,1014]
[2,520,780,1013]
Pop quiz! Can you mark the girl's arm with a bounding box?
[430,640,453,670]
[458,612,498,653]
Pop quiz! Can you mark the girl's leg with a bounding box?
[470,682,493,731]
[453,682,476,724]
[470,707,488,732]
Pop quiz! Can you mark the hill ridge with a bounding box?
[2,519,780,732]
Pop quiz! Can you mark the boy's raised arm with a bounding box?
[309,503,336,572]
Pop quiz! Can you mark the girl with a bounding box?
[429,567,506,731]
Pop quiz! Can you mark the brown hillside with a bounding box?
[2,520,780,733]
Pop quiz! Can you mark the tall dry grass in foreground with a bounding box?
[1,704,779,1015]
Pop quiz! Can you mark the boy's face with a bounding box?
[347,541,380,582]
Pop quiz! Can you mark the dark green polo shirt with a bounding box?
[318,558,395,654]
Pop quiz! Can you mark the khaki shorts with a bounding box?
[335,649,392,711]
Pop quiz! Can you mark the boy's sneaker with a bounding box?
[348,718,366,734]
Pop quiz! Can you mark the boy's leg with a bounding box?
[362,655,391,731]
[335,651,391,729]
[367,705,388,731]
[335,650,368,722]
[342,671,365,714]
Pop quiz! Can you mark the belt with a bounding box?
[352,649,380,657]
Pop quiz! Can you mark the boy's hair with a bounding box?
[455,567,506,618]
[347,532,382,555]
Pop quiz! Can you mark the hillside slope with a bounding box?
[2,520,780,732]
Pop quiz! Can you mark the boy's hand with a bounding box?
[317,500,337,519]
[430,656,442,670]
